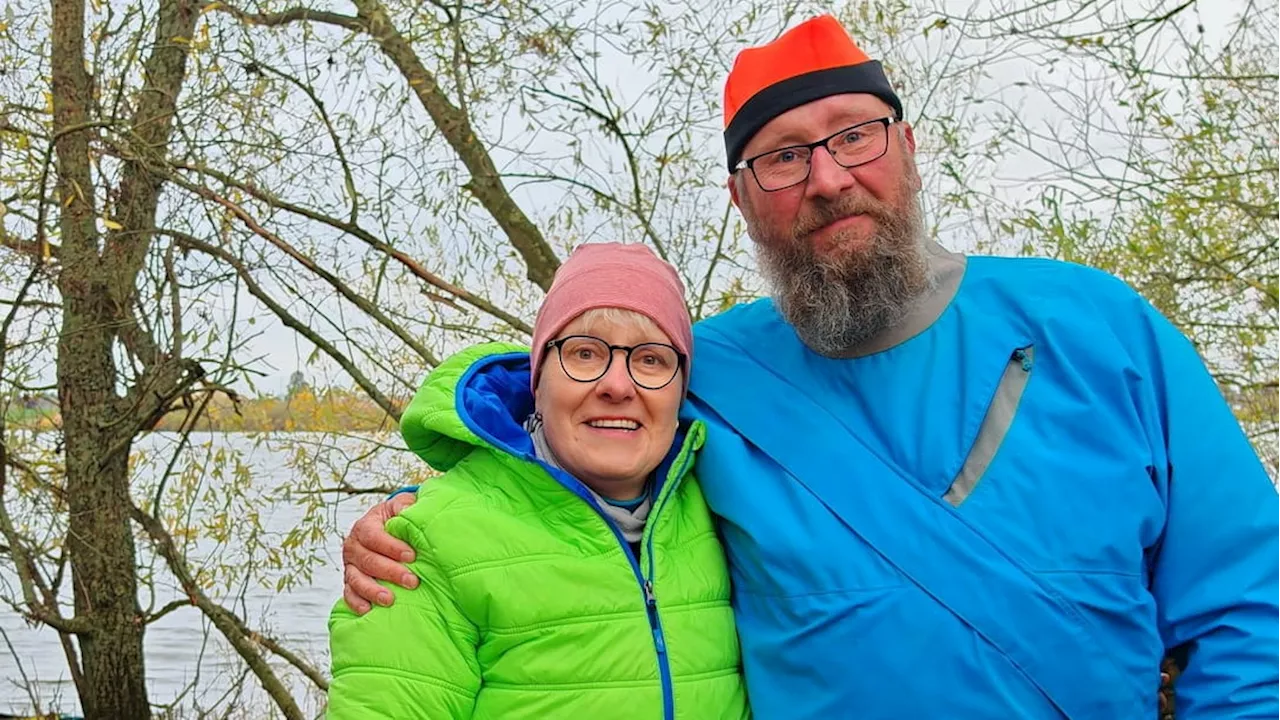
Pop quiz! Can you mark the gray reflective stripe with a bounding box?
[944,345,1035,507]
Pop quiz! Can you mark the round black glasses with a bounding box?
[546,335,684,390]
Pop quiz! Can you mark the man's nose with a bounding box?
[804,146,858,201]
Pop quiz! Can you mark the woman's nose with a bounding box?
[594,354,636,399]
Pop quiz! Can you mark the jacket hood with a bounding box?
[400,343,537,472]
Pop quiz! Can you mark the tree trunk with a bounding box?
[50,0,150,716]
[53,166,154,712]
[56,360,149,720]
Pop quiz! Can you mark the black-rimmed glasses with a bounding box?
[734,116,898,192]
[546,335,684,390]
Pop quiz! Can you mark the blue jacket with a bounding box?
[687,256,1278,719]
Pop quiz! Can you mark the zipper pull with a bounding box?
[1013,348,1032,372]
[644,580,666,652]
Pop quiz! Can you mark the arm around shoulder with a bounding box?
[328,511,481,719]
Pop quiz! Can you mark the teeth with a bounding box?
[588,419,639,430]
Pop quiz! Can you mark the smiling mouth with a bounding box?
[586,419,640,431]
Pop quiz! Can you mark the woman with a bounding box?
[327,243,748,719]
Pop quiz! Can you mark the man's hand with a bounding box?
[341,493,420,614]
[1159,654,1179,720]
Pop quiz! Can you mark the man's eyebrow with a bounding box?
[761,130,812,148]
[754,116,883,152]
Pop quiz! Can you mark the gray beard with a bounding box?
[756,200,934,357]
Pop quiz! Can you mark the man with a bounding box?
[340,15,1278,719]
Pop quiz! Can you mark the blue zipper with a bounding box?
[534,450,690,720]
[643,449,694,720]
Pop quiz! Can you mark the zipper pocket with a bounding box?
[944,345,1034,507]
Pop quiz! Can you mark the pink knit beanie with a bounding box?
[530,243,693,392]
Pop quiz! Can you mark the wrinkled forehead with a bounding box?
[742,93,899,158]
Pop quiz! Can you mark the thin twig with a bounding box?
[132,502,311,719]
[0,624,44,716]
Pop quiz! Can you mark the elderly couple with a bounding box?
[325,15,1279,720]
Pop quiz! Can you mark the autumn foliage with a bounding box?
[152,387,403,433]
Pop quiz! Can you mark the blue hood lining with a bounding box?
[455,352,688,502]
[456,352,539,460]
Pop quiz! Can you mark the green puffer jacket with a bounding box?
[327,343,748,719]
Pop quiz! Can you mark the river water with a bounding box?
[1,432,403,719]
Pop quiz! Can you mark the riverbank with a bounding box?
[4,389,402,433]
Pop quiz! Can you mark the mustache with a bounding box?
[793,194,895,239]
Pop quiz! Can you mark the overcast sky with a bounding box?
[4,0,1264,396]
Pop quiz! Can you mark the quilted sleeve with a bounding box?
[327,513,482,719]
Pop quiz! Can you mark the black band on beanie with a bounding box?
[724,61,903,172]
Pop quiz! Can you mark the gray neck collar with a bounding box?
[523,414,652,542]
[828,240,966,358]
[525,413,565,473]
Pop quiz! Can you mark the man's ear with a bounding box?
[727,173,742,209]
[899,123,922,191]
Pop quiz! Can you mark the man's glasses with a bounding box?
[546,335,684,390]
[734,117,898,192]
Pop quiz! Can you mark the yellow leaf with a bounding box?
[102,218,123,230]
[201,1,223,13]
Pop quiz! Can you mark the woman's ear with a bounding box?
[530,362,547,407]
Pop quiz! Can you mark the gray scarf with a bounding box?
[524,413,652,543]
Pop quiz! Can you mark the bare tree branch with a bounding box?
[520,84,670,259]
[217,0,563,289]
[167,160,533,334]
[159,170,442,366]
[206,2,364,31]
[250,60,362,225]
[166,230,404,420]
[130,502,310,720]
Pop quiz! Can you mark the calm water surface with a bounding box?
[1,433,393,718]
